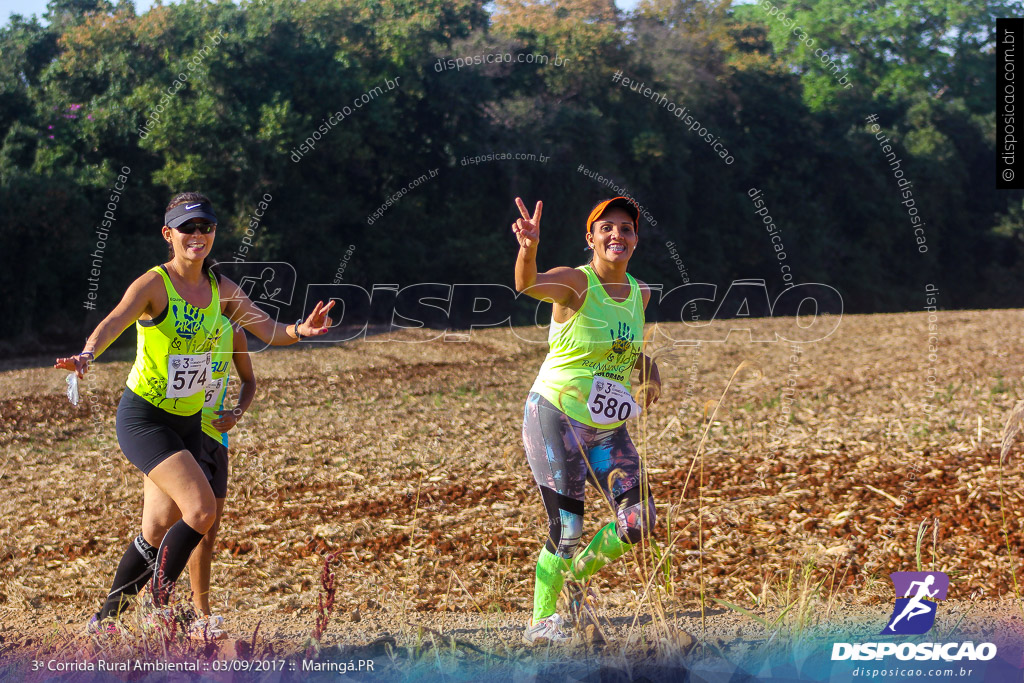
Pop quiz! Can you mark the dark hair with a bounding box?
[165,191,220,281]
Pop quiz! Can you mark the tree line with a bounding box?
[0,0,1020,352]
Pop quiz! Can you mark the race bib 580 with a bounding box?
[587,377,640,425]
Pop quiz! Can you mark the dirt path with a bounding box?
[4,311,1024,680]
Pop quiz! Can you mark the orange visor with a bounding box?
[587,196,641,233]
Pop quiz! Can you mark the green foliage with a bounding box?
[0,0,1020,352]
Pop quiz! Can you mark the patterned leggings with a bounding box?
[522,392,655,559]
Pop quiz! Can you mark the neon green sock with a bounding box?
[533,547,571,622]
[570,522,633,582]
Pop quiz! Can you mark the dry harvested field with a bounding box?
[3,310,1024,679]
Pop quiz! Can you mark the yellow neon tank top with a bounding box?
[125,265,223,415]
[529,264,645,428]
[201,315,233,446]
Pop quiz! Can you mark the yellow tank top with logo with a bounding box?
[125,265,223,416]
[201,316,234,446]
[529,264,645,428]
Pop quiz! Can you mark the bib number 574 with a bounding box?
[166,353,212,399]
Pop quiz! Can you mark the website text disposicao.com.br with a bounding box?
[849,666,979,679]
[434,51,565,72]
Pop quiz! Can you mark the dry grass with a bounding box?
[3,309,1024,663]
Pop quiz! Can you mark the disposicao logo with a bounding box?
[883,571,948,635]
[831,571,997,662]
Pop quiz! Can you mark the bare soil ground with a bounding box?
[3,310,1024,677]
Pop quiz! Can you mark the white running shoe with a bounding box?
[523,613,569,645]
[188,614,226,641]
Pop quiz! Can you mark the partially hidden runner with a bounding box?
[184,313,256,639]
[511,196,662,644]
[54,192,333,635]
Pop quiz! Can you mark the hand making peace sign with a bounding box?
[511,197,543,250]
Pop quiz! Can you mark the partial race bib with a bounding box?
[166,352,212,399]
[587,377,641,425]
[203,377,225,408]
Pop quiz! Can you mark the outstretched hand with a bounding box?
[54,354,91,379]
[297,299,335,337]
[512,197,542,250]
[212,408,241,433]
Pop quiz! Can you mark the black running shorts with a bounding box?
[196,433,229,498]
[115,387,203,475]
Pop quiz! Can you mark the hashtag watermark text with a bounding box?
[84,165,131,310]
[611,71,733,165]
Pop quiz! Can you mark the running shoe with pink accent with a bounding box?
[86,614,119,637]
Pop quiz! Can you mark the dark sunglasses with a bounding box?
[174,223,217,235]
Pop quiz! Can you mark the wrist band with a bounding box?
[80,351,95,359]
[294,319,304,340]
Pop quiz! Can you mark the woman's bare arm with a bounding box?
[54,272,161,377]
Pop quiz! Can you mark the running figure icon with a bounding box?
[882,571,949,635]
[887,575,938,631]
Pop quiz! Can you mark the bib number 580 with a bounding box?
[586,377,640,425]
[591,392,632,421]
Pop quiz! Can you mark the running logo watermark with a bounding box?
[883,571,948,635]
[832,570,996,667]
[612,70,733,165]
[297,279,841,344]
[138,29,225,138]
[83,166,131,310]
[576,164,658,226]
[216,262,296,353]
[289,76,401,163]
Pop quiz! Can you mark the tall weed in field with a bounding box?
[552,323,772,665]
[307,550,340,655]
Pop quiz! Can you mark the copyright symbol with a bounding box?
[1003,168,1015,182]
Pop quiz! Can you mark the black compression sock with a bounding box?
[98,534,157,620]
[150,520,205,607]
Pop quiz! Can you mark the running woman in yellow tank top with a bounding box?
[512,196,662,645]
[54,192,334,635]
